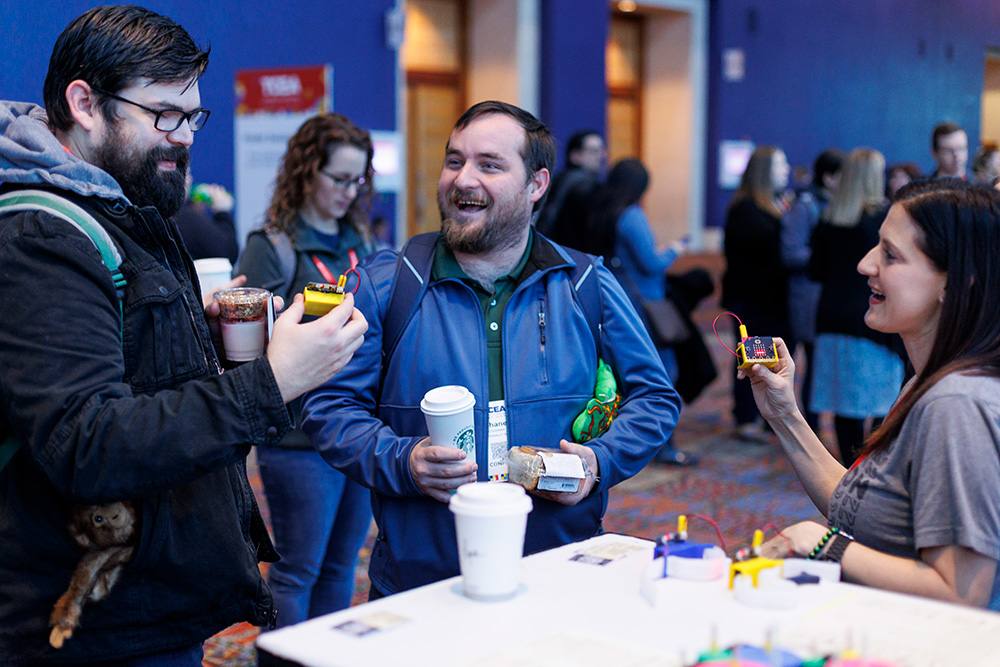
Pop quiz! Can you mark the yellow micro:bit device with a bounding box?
[303,277,347,317]
[735,325,779,371]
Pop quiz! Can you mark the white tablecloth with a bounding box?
[257,533,1000,666]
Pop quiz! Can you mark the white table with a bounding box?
[257,534,1000,666]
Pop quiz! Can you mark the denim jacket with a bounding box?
[302,234,680,594]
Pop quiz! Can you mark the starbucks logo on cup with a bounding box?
[454,427,475,456]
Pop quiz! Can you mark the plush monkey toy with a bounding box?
[49,501,137,649]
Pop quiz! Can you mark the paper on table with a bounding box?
[577,540,648,561]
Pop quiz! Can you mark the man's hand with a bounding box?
[531,439,599,507]
[409,437,477,503]
[267,292,368,403]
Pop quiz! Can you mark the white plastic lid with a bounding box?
[420,385,475,416]
[449,482,532,516]
[194,257,233,274]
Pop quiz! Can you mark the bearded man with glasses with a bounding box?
[0,6,367,664]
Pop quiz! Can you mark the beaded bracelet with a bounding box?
[806,526,840,560]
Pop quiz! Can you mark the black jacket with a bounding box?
[0,186,292,663]
[809,206,897,350]
[721,196,790,336]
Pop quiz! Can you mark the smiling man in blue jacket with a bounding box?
[302,101,680,597]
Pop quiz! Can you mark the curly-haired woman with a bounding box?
[237,113,376,625]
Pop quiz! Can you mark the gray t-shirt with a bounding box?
[828,373,1000,610]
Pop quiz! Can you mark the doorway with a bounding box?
[982,49,1000,148]
[403,0,466,238]
[605,0,707,248]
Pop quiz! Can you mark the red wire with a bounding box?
[712,311,744,359]
[688,513,728,553]
[344,266,362,294]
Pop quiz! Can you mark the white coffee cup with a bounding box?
[449,482,532,601]
[193,257,233,302]
[420,385,476,458]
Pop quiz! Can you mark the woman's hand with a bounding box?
[759,521,828,559]
[737,337,801,424]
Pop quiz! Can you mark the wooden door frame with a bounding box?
[608,12,644,161]
[402,0,467,239]
[405,70,464,237]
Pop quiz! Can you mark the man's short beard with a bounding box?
[94,123,189,219]
[439,189,530,255]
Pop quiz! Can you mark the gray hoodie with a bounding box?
[0,100,127,202]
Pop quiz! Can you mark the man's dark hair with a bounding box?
[44,5,210,132]
[931,121,965,151]
[811,149,844,189]
[565,129,602,165]
[452,100,556,178]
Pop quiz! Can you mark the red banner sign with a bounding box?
[235,65,331,115]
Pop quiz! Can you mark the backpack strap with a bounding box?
[0,189,128,474]
[381,233,437,365]
[0,189,127,333]
[264,228,297,299]
[562,246,603,354]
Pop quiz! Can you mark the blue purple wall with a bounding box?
[5,2,999,234]
[2,0,398,234]
[539,0,608,170]
[707,0,1000,227]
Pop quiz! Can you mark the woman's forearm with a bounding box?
[841,541,993,608]
[770,411,846,516]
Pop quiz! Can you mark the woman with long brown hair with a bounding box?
[721,145,792,441]
[745,182,1000,609]
[237,113,376,626]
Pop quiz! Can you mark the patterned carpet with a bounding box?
[202,254,825,665]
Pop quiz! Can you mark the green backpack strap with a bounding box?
[0,189,128,473]
[0,189,127,332]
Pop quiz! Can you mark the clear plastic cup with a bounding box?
[215,287,270,362]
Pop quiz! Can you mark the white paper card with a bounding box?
[487,400,508,481]
[540,452,585,478]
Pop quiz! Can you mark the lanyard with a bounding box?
[311,249,361,291]
[311,255,337,283]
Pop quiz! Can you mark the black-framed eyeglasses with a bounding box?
[91,86,211,132]
[319,170,367,190]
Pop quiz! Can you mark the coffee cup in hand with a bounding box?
[193,257,233,303]
[420,385,476,459]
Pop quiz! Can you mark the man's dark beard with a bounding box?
[439,188,530,255]
[94,130,189,219]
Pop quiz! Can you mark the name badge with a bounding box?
[487,400,508,481]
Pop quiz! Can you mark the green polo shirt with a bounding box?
[431,233,534,401]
